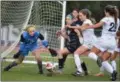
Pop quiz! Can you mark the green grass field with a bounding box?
[1,54,120,81]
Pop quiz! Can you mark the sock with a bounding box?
[111,60,117,71]
[58,55,67,69]
[5,61,18,70]
[100,65,104,73]
[81,61,88,72]
[37,60,43,73]
[74,54,83,72]
[102,61,113,74]
[88,52,98,61]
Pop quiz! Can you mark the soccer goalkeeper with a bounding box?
[4,25,46,74]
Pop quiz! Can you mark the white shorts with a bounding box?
[94,36,116,54]
[83,36,97,49]
[115,46,120,52]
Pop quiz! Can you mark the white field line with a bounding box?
[3,59,58,67]
[26,55,88,59]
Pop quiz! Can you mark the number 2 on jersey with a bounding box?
[108,22,117,32]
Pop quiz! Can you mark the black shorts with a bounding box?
[65,38,81,53]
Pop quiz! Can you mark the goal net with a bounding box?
[1,1,66,65]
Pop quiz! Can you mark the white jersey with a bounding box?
[82,19,97,49]
[94,17,120,54]
[101,17,120,37]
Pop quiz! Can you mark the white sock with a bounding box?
[74,54,83,72]
[88,52,98,61]
[102,61,113,73]
[100,65,104,73]
[111,60,117,71]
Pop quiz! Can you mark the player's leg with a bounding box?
[72,46,88,76]
[4,44,27,71]
[94,52,105,77]
[57,48,70,73]
[101,51,117,81]
[13,50,21,59]
[4,55,25,71]
[88,46,100,61]
[111,47,119,71]
[110,50,119,77]
[32,48,43,74]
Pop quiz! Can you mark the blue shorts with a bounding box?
[20,43,39,56]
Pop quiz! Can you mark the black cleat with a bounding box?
[4,66,10,71]
[39,70,43,74]
[111,71,117,81]
[84,71,88,76]
[72,71,84,77]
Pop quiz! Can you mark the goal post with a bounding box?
[60,1,66,49]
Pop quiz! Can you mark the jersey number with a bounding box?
[108,22,117,32]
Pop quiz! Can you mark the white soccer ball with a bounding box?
[46,62,54,70]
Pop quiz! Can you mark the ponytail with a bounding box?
[113,6,119,26]
[105,5,119,26]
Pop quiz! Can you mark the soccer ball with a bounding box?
[46,62,54,70]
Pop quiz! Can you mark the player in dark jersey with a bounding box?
[4,25,46,74]
[56,14,88,75]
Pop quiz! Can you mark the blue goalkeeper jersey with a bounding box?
[20,31,44,45]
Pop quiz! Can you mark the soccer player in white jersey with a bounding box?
[66,9,97,76]
[95,25,120,77]
[80,5,119,81]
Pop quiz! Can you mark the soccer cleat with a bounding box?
[94,72,104,77]
[39,70,43,74]
[72,71,84,77]
[84,71,88,76]
[81,62,88,76]
[4,66,11,71]
[111,71,117,81]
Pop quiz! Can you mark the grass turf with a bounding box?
[1,55,120,81]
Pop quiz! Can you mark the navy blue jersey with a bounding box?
[66,20,83,37]
[65,20,82,53]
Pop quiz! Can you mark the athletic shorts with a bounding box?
[94,36,116,54]
[83,36,97,49]
[65,38,81,53]
[115,46,120,52]
[20,43,39,56]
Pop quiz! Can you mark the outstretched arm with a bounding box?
[88,22,104,29]
[66,23,89,31]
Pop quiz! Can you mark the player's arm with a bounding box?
[20,34,25,42]
[87,22,104,29]
[61,28,69,39]
[38,33,44,40]
[66,23,90,31]
[56,28,69,39]
[74,29,83,37]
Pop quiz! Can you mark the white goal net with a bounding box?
[1,1,66,65]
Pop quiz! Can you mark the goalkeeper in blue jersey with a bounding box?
[4,25,47,74]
